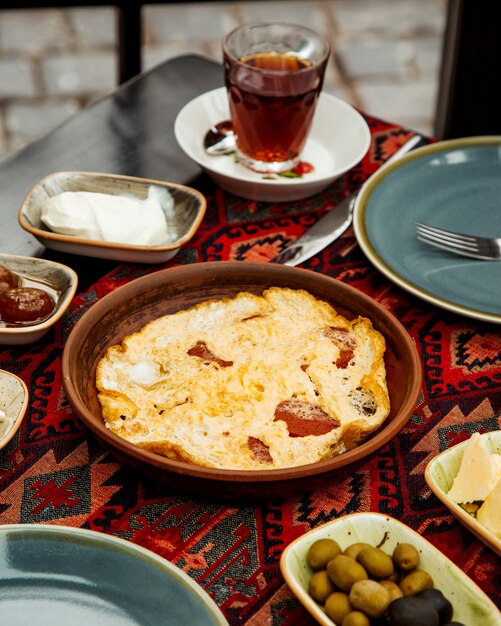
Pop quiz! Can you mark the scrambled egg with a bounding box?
[96,287,390,470]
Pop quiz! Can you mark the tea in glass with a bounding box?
[223,22,330,174]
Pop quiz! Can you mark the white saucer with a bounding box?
[174,87,370,202]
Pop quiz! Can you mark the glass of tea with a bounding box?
[223,22,330,174]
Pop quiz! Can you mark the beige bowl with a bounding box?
[0,252,77,345]
[0,369,28,450]
[280,512,501,626]
[62,262,422,498]
[18,171,206,264]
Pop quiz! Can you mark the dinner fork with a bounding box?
[415,222,501,260]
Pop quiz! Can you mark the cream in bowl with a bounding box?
[39,185,171,247]
[19,171,207,264]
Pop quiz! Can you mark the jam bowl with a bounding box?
[0,252,77,345]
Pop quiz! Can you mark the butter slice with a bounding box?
[447,433,498,503]
[477,477,501,539]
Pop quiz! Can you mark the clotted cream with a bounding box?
[40,185,173,246]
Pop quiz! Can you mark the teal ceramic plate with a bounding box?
[353,136,501,324]
[0,524,228,626]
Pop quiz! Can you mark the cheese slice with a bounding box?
[476,477,501,538]
[447,433,498,503]
[491,454,501,483]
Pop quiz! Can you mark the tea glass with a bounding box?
[222,22,330,174]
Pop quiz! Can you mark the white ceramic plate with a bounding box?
[353,137,501,324]
[425,431,501,557]
[18,171,206,264]
[0,524,229,625]
[0,370,28,450]
[174,87,370,203]
[0,252,77,345]
[280,512,501,626]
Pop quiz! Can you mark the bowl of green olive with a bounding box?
[280,512,501,626]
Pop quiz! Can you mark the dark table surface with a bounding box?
[0,54,222,289]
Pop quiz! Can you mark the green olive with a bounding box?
[343,542,372,560]
[327,555,368,592]
[356,546,395,579]
[308,569,336,603]
[399,569,434,597]
[393,543,420,571]
[324,591,352,624]
[342,610,371,626]
[384,569,401,583]
[307,538,342,570]
[349,579,392,618]
[380,579,404,602]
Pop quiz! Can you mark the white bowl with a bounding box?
[0,370,28,450]
[18,171,207,264]
[280,512,501,626]
[425,430,501,557]
[0,252,77,345]
[174,87,370,202]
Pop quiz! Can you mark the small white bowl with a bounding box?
[280,512,501,626]
[0,370,28,450]
[425,430,501,557]
[18,171,207,264]
[0,252,77,345]
[174,87,370,203]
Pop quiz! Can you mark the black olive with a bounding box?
[442,623,466,626]
[387,597,440,626]
[417,588,453,623]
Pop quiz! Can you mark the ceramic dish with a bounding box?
[174,87,370,203]
[0,370,28,450]
[18,171,206,264]
[425,430,501,557]
[61,261,421,499]
[353,136,501,324]
[280,512,501,626]
[0,524,228,625]
[0,252,77,345]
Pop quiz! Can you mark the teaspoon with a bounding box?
[203,120,236,155]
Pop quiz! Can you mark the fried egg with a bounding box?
[96,287,390,470]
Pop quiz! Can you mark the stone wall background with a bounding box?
[0,0,447,159]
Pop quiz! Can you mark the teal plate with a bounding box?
[0,524,228,626]
[353,136,501,324]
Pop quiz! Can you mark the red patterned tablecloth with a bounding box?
[0,116,500,623]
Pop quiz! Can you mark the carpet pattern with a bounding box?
[1,116,500,623]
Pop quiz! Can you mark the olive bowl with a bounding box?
[62,261,421,499]
[280,512,501,626]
